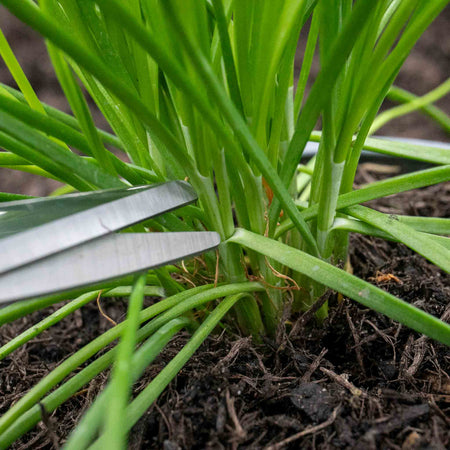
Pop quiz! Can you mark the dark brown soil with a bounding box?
[1,176,449,449]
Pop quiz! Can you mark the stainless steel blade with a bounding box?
[0,231,220,304]
[0,181,197,275]
[0,185,153,239]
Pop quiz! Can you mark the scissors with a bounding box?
[0,181,220,304]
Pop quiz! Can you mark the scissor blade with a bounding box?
[0,185,153,239]
[0,181,196,275]
[0,232,220,304]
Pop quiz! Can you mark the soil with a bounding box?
[0,5,449,450]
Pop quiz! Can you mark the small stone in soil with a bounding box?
[289,382,334,422]
[163,440,181,450]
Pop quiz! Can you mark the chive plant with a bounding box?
[0,0,449,447]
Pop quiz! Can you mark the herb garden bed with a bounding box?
[2,177,448,450]
[0,2,449,449]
